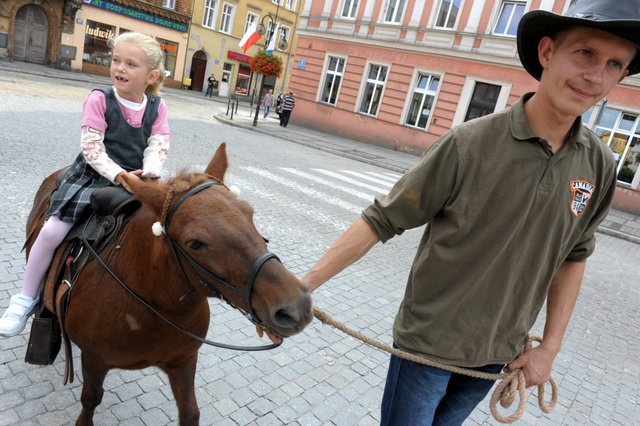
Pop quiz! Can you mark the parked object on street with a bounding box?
[21,143,312,425]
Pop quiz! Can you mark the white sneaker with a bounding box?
[0,294,38,337]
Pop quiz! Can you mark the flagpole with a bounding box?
[252,2,282,127]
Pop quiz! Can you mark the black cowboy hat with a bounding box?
[517,0,640,80]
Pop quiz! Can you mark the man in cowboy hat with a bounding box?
[299,0,640,424]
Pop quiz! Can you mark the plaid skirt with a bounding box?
[48,154,112,222]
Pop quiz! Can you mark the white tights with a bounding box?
[21,215,74,299]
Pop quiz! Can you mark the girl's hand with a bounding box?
[116,170,143,193]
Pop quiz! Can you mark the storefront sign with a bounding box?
[82,0,188,32]
[227,51,251,63]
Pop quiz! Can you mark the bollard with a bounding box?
[230,100,235,120]
[226,98,231,116]
[235,99,239,115]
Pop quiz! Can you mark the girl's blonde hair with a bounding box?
[112,32,166,96]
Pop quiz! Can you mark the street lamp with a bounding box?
[253,12,288,126]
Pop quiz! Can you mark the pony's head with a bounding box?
[121,143,312,338]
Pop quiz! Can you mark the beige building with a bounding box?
[185,0,302,98]
[1,0,192,89]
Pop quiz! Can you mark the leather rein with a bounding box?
[82,181,282,351]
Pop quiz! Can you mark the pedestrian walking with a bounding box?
[294,1,640,424]
[262,89,274,118]
[0,32,171,337]
[205,73,217,97]
[279,91,295,127]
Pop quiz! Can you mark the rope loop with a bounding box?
[312,306,558,424]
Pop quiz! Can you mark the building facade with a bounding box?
[1,0,192,88]
[185,0,302,97]
[290,0,640,203]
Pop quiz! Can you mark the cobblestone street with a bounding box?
[0,67,639,425]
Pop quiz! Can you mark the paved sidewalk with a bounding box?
[2,58,639,244]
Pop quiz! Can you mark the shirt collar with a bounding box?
[510,92,590,148]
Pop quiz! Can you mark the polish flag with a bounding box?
[239,23,261,53]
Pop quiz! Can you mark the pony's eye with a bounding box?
[188,240,206,250]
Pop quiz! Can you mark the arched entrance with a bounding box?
[189,50,207,92]
[14,4,48,64]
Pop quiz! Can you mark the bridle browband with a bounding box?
[82,180,283,351]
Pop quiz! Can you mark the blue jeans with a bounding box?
[381,351,504,426]
[263,105,271,118]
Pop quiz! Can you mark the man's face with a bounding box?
[539,27,636,117]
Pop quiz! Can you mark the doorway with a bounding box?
[219,62,233,97]
[189,50,207,91]
[14,5,48,64]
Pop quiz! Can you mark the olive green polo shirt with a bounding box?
[362,93,617,367]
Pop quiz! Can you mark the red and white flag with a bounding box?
[239,23,260,53]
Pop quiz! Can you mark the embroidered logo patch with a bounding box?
[570,180,595,217]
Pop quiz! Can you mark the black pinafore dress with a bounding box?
[48,87,159,222]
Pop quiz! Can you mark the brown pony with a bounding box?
[25,144,313,425]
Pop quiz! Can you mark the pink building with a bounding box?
[289,0,640,211]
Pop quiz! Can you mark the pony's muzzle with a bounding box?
[270,292,313,334]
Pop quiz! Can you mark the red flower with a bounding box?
[250,51,283,78]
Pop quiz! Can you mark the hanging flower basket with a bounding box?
[250,51,283,78]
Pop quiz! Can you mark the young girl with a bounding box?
[0,32,171,337]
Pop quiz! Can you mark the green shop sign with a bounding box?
[83,0,188,32]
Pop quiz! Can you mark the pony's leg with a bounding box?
[76,354,109,426]
[165,356,200,426]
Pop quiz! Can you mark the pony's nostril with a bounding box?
[272,306,300,328]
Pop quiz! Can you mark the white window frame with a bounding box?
[219,3,235,34]
[244,12,258,34]
[401,70,442,131]
[452,77,511,126]
[318,54,348,106]
[382,0,406,24]
[202,0,218,29]
[272,0,282,5]
[492,0,526,37]
[278,26,290,51]
[285,0,296,10]
[162,0,176,10]
[340,0,359,19]
[433,0,462,30]
[357,61,390,117]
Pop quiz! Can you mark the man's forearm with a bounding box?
[542,260,586,353]
[303,216,380,292]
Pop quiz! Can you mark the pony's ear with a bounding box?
[205,142,228,181]
[120,175,169,217]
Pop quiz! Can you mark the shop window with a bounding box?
[162,0,176,10]
[594,108,640,184]
[320,55,346,106]
[405,73,441,130]
[359,63,388,116]
[434,0,462,29]
[157,38,178,79]
[234,64,251,95]
[83,20,116,67]
[464,82,501,121]
[341,0,359,18]
[493,1,525,36]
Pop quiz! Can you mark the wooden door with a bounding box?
[14,5,48,64]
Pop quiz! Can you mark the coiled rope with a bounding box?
[312,306,558,423]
